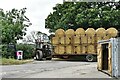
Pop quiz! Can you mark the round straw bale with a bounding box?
[96,37,103,42]
[96,28,106,37]
[75,28,85,36]
[60,36,70,45]
[87,45,95,53]
[73,36,80,44]
[85,28,96,36]
[54,46,59,54]
[54,45,65,54]
[87,36,95,44]
[81,35,87,44]
[55,29,65,37]
[51,37,59,45]
[97,44,102,55]
[106,28,118,37]
[75,45,81,54]
[65,29,75,38]
[103,35,110,40]
[66,45,73,54]
[81,44,87,53]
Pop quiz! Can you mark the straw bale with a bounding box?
[87,36,95,44]
[81,35,87,44]
[85,28,96,36]
[81,44,87,53]
[55,29,65,37]
[106,28,118,37]
[60,36,70,45]
[75,28,85,36]
[54,45,65,54]
[96,28,106,37]
[54,46,59,54]
[51,37,59,45]
[96,37,103,42]
[73,36,80,44]
[74,45,81,54]
[87,45,95,53]
[65,29,75,38]
[66,45,73,54]
[103,35,110,40]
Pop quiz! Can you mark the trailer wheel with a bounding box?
[86,54,94,62]
[62,56,69,59]
[36,50,43,60]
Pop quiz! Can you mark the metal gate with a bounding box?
[111,38,118,77]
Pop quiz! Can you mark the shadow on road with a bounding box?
[52,56,97,62]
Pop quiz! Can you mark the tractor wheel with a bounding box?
[36,50,43,60]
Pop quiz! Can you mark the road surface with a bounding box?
[1,59,111,78]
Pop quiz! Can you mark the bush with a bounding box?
[2,44,16,59]
[16,44,35,59]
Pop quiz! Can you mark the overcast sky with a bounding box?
[0,0,63,35]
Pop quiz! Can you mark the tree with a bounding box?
[45,2,120,32]
[0,8,32,44]
[23,31,46,44]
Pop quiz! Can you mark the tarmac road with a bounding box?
[1,59,111,78]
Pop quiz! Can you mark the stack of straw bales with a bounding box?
[52,27,118,55]
[85,28,96,54]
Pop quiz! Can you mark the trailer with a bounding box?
[51,28,118,62]
[51,35,97,62]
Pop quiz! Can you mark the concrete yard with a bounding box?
[1,59,111,78]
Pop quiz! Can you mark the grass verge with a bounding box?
[0,58,33,65]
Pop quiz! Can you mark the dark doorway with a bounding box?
[102,43,109,70]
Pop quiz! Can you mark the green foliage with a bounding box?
[45,2,120,32]
[2,44,16,59]
[16,44,35,59]
[1,45,8,58]
[0,8,31,44]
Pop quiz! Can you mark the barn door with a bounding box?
[108,43,112,76]
[97,44,102,70]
